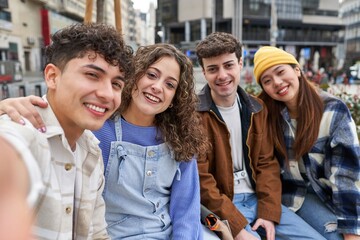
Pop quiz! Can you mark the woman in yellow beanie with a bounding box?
[255,46,360,240]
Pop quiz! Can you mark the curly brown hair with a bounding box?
[119,43,208,162]
[45,23,134,82]
[196,32,242,69]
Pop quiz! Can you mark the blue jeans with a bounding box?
[233,193,326,240]
[296,189,343,240]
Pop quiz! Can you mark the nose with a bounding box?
[96,80,114,101]
[273,76,283,86]
[217,67,227,80]
[151,80,162,93]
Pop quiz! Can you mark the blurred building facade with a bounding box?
[340,0,360,68]
[0,0,155,74]
[156,0,344,71]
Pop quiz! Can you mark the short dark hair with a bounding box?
[195,32,242,69]
[45,23,134,82]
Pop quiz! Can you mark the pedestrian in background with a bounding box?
[255,46,360,240]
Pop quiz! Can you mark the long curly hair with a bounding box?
[45,23,134,82]
[119,43,208,162]
[258,65,324,164]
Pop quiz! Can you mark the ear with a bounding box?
[44,64,60,90]
[294,66,301,77]
[238,57,243,70]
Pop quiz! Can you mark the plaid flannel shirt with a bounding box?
[279,91,360,235]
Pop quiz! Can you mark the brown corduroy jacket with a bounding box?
[197,85,282,238]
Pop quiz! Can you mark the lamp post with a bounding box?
[114,0,122,34]
[212,0,216,33]
[232,0,243,42]
[270,0,278,46]
[84,0,93,23]
[84,0,122,34]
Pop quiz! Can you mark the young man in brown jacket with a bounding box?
[195,32,325,240]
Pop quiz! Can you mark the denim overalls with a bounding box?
[103,117,180,239]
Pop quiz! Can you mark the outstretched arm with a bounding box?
[0,95,48,131]
[0,136,33,240]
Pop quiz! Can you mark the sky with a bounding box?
[132,0,157,12]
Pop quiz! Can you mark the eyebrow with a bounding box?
[82,64,125,81]
[83,64,105,73]
[261,65,283,82]
[223,60,236,65]
[206,59,235,69]
[149,66,179,83]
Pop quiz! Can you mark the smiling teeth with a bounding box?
[86,103,106,113]
[278,87,288,94]
[218,81,230,86]
[145,93,160,102]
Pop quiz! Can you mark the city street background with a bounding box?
[2,68,360,100]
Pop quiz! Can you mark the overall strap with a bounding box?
[114,114,123,141]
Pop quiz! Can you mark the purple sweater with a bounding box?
[93,118,202,239]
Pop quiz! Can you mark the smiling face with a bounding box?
[125,56,180,126]
[202,52,242,107]
[260,64,301,110]
[45,52,124,142]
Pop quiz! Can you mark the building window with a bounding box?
[8,42,18,61]
[0,10,11,22]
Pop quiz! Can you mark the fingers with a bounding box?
[4,107,26,125]
[252,218,275,240]
[0,96,47,132]
[25,95,48,131]
[251,219,262,231]
[29,95,48,108]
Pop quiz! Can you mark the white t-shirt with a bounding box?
[217,96,254,194]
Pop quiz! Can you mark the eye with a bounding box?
[206,67,216,73]
[146,71,158,80]
[261,78,271,85]
[166,81,177,89]
[86,72,99,79]
[225,63,234,69]
[112,80,124,90]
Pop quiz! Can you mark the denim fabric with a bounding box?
[102,118,179,239]
[233,193,326,240]
[296,188,343,240]
[202,225,221,240]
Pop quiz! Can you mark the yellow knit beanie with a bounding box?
[253,46,299,83]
